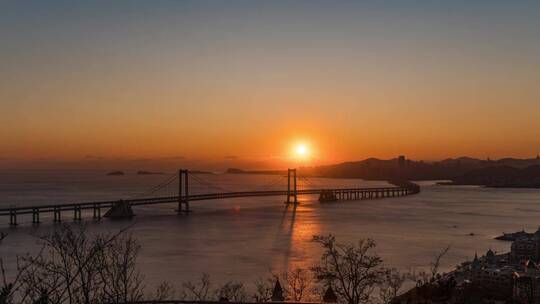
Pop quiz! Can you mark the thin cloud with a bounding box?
[84,155,106,160]
[131,158,153,162]
[165,156,186,160]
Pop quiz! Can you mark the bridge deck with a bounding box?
[0,185,420,226]
[0,186,417,216]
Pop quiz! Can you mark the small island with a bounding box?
[137,171,164,175]
[106,171,125,176]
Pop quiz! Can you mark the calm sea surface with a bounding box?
[1,170,540,288]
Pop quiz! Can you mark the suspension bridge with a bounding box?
[0,169,420,226]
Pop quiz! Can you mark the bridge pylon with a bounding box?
[178,169,190,214]
[285,168,298,205]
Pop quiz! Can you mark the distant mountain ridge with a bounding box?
[298,156,540,181]
[226,156,540,187]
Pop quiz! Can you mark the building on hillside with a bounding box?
[398,155,406,168]
[513,261,540,304]
[511,228,540,262]
[462,250,514,300]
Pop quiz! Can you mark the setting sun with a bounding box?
[293,143,310,160]
[296,144,307,156]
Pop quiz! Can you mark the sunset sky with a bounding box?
[1,1,540,169]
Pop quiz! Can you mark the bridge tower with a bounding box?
[178,169,190,214]
[285,168,298,205]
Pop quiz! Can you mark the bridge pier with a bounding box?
[74,206,82,221]
[93,203,101,220]
[319,190,337,202]
[9,208,17,226]
[32,208,40,224]
[54,206,61,223]
[319,188,417,201]
[285,168,298,205]
[178,169,190,214]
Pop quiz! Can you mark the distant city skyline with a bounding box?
[2,1,540,168]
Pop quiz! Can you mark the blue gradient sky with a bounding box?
[1,1,540,168]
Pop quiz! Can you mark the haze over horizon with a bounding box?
[2,1,540,170]
[3,154,540,173]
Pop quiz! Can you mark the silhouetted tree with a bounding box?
[15,224,144,304]
[0,257,29,304]
[282,268,311,302]
[96,230,144,304]
[252,275,276,302]
[182,273,212,301]
[152,281,176,301]
[311,235,386,304]
[214,281,248,302]
[0,224,181,304]
[378,268,407,304]
[411,245,451,286]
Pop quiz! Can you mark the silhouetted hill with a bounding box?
[299,156,540,181]
[300,157,461,180]
[226,156,540,184]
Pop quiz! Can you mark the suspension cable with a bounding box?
[254,174,287,190]
[132,173,178,198]
[190,174,233,193]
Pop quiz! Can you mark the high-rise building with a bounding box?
[398,155,406,168]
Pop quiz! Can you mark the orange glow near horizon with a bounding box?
[3,2,540,169]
